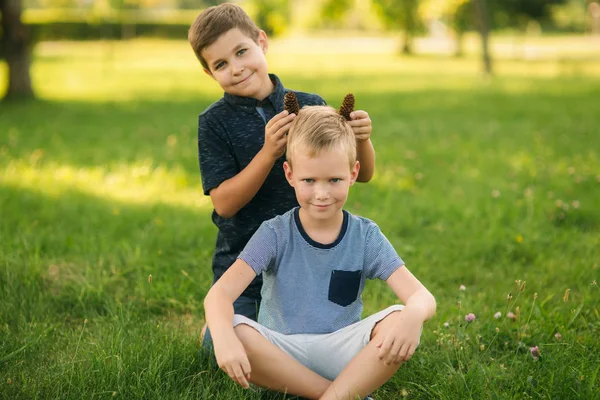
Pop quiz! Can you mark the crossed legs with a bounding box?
[233,310,404,400]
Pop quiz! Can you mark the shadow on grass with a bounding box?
[0,182,216,324]
[1,78,599,177]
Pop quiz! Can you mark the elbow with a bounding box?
[213,204,236,219]
[211,192,238,218]
[204,288,215,311]
[428,291,437,316]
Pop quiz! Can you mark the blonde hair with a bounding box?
[188,3,261,70]
[286,106,356,169]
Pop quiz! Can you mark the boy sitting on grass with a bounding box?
[204,104,436,400]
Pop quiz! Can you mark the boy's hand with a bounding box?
[263,110,296,160]
[375,313,422,365]
[214,335,252,388]
[348,110,372,142]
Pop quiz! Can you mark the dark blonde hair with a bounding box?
[286,106,357,169]
[188,3,261,70]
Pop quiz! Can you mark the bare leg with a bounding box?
[234,324,331,400]
[320,311,404,400]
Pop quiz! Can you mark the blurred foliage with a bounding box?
[551,0,593,32]
[245,0,289,36]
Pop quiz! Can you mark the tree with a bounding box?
[0,0,34,101]
[321,0,421,54]
[474,0,492,75]
[371,0,420,54]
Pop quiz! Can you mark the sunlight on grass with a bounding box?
[1,157,211,210]
[2,36,599,102]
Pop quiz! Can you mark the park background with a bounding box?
[1,0,600,398]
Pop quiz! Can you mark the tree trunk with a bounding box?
[474,0,492,75]
[454,30,464,57]
[401,29,413,55]
[1,0,35,101]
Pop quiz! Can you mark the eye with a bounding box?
[214,61,226,70]
[330,178,341,183]
[237,48,247,56]
[303,178,314,183]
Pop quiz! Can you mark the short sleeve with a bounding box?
[364,224,404,280]
[197,113,238,195]
[238,221,277,275]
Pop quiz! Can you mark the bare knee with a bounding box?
[370,310,402,341]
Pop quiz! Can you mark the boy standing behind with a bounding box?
[204,105,436,400]
[188,2,376,345]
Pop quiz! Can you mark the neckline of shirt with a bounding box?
[293,207,349,249]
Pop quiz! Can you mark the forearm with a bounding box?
[356,139,375,182]
[204,286,236,339]
[402,288,437,323]
[210,149,276,218]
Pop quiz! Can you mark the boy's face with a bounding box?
[202,28,272,100]
[284,147,359,223]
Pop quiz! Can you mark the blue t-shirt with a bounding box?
[197,74,325,299]
[239,207,404,335]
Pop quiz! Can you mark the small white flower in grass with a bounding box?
[443,322,450,328]
[459,284,466,291]
[465,313,476,322]
[572,200,580,209]
[554,332,562,341]
[507,311,517,321]
[494,311,502,319]
[530,346,541,360]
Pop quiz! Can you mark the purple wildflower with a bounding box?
[530,346,541,360]
[465,313,476,322]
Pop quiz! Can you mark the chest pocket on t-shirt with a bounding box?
[328,270,361,307]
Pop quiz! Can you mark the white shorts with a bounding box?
[233,305,408,381]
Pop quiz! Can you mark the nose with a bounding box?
[314,184,329,201]
[231,59,244,75]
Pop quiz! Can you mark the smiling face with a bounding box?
[201,28,273,100]
[284,147,359,224]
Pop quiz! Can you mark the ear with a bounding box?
[349,161,360,185]
[257,30,269,54]
[283,161,294,187]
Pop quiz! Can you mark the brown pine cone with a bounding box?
[338,93,355,121]
[284,91,300,115]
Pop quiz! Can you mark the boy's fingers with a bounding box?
[348,118,370,127]
[387,342,402,365]
[232,364,249,388]
[241,359,252,379]
[350,110,368,120]
[268,115,295,136]
[378,339,393,360]
[266,111,289,129]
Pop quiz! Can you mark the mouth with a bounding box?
[312,204,332,209]
[235,73,253,85]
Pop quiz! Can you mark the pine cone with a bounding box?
[284,92,300,115]
[338,93,355,121]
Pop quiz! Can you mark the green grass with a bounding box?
[1,37,599,399]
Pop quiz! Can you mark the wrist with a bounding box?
[258,146,280,163]
[401,305,428,323]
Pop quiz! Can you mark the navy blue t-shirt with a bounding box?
[198,74,325,299]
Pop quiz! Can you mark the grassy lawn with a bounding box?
[1,37,599,399]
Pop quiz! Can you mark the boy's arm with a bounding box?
[348,110,375,182]
[376,266,436,365]
[204,258,257,388]
[208,111,296,218]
